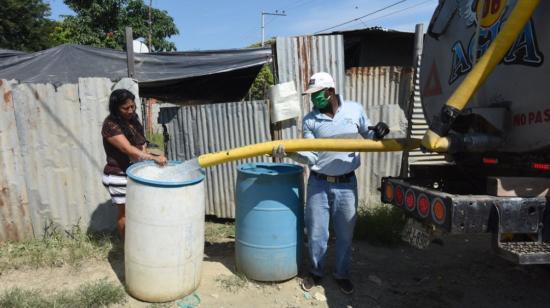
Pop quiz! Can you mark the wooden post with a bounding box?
[268,42,284,163]
[125,27,135,78]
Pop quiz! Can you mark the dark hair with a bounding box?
[108,89,143,140]
[109,89,136,118]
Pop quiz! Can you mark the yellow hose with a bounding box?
[197,138,421,167]
[422,0,540,152]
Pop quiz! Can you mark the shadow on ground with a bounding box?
[107,239,125,286]
[204,241,237,275]
[87,201,126,286]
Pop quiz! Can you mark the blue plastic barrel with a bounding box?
[235,162,304,281]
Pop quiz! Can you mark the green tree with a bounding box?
[49,21,75,46]
[247,39,275,100]
[59,0,179,51]
[248,64,274,100]
[0,0,56,52]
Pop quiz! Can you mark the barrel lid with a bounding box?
[238,163,303,176]
[127,161,205,187]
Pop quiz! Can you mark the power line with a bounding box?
[340,0,435,32]
[364,0,435,24]
[238,1,312,44]
[237,0,317,47]
[259,0,317,42]
[283,0,318,12]
[314,0,408,34]
[237,1,304,46]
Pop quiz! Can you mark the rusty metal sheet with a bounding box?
[13,82,91,235]
[0,80,33,241]
[345,66,413,109]
[0,78,141,239]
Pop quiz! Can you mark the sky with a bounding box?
[46,0,438,51]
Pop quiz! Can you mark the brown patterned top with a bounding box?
[101,115,146,174]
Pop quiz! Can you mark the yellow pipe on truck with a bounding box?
[422,0,540,152]
[197,138,421,168]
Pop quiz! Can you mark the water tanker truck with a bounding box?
[380,0,550,264]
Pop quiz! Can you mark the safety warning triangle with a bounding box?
[423,61,442,97]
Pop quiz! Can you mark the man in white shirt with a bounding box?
[273,72,389,294]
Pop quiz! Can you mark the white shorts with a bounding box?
[102,173,127,205]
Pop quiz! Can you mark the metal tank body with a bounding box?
[125,161,205,302]
[235,163,304,281]
[420,0,549,152]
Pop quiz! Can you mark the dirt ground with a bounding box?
[1,233,550,308]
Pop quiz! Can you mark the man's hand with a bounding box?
[272,144,287,158]
[368,122,390,139]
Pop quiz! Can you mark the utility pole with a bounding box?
[261,10,286,46]
[148,0,153,51]
[125,27,135,78]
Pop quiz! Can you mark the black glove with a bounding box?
[368,122,390,139]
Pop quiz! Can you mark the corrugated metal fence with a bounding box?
[0,78,140,241]
[345,67,412,205]
[159,101,272,218]
[0,80,33,241]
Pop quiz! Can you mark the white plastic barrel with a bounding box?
[125,161,205,302]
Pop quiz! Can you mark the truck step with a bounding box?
[497,242,550,265]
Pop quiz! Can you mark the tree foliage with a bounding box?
[0,0,56,52]
[59,0,179,51]
[248,64,274,100]
[247,39,275,100]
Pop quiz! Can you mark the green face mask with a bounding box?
[311,90,330,109]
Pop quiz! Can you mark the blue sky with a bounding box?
[47,0,438,51]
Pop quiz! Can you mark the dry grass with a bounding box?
[0,279,126,307]
[216,273,249,293]
[0,222,117,272]
[205,219,235,243]
[354,203,407,246]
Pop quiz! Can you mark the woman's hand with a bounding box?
[153,155,168,166]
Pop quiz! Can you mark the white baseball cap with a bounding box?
[304,72,335,94]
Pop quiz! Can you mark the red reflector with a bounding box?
[432,198,446,224]
[417,194,430,217]
[483,158,498,165]
[532,163,550,171]
[405,190,415,211]
[395,186,404,206]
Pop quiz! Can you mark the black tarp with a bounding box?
[0,49,27,59]
[0,44,272,103]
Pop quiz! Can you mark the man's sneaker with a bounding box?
[300,274,322,291]
[335,278,354,294]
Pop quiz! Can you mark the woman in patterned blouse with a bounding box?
[101,89,167,238]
